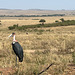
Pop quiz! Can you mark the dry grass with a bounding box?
[0,16,75,75]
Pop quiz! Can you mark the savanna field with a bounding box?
[0,16,75,75]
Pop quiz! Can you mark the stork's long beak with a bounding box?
[8,34,13,38]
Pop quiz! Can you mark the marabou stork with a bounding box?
[8,33,23,62]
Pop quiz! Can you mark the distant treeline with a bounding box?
[0,14,65,17]
[8,20,75,30]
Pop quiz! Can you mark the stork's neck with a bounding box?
[13,35,17,42]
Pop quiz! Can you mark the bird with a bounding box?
[8,33,23,62]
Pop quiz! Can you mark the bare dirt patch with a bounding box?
[0,67,16,75]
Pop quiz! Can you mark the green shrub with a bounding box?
[60,18,65,22]
[46,29,51,32]
[8,24,18,30]
[0,23,1,25]
[0,20,1,25]
[55,20,59,23]
[72,52,75,64]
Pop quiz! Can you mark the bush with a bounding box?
[0,20,1,25]
[8,24,18,30]
[55,20,59,23]
[0,23,1,25]
[60,18,65,22]
[72,52,75,64]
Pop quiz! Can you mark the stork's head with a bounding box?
[8,33,15,38]
[8,33,17,42]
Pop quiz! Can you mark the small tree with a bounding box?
[0,20,1,25]
[60,18,65,22]
[55,20,59,23]
[39,19,46,25]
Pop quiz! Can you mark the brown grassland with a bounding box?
[0,16,75,75]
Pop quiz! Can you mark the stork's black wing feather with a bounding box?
[12,42,23,62]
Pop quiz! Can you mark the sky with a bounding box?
[0,0,75,10]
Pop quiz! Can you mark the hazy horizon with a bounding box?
[0,0,75,10]
[0,8,75,11]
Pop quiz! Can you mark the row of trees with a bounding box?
[0,14,65,17]
[39,18,65,25]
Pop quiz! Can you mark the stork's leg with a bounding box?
[15,56,17,66]
[16,56,17,62]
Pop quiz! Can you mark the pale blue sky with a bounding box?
[0,0,75,10]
